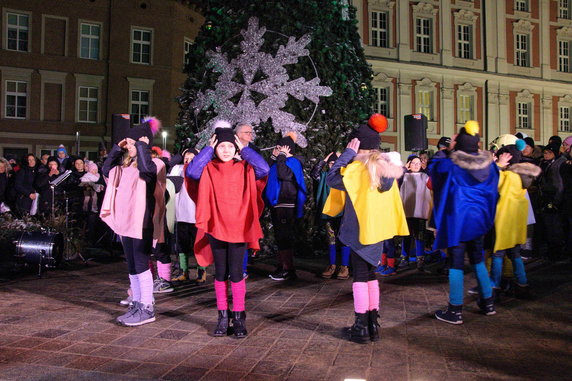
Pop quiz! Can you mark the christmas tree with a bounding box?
[178,0,374,254]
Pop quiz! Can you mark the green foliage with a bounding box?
[178,0,374,255]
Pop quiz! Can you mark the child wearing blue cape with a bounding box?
[265,133,307,281]
[429,121,499,324]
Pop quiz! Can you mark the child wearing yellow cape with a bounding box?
[323,115,408,343]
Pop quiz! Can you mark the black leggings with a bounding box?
[351,251,376,282]
[207,235,247,282]
[271,207,296,250]
[121,229,152,275]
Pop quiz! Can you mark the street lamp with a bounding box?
[162,131,167,150]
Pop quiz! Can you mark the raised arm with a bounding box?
[326,148,356,191]
[102,144,124,178]
[186,146,213,181]
[241,146,270,179]
[135,141,157,183]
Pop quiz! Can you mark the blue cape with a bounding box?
[429,156,499,249]
[265,157,307,218]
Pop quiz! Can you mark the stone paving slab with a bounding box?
[0,256,571,380]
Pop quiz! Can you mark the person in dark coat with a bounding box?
[13,154,38,216]
[56,145,71,172]
[66,157,87,224]
[0,157,14,213]
[560,136,572,255]
[34,156,64,217]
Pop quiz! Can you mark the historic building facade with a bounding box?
[354,0,572,152]
[0,0,202,159]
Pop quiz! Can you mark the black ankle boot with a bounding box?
[368,310,380,342]
[213,310,230,337]
[232,311,247,338]
[349,312,369,344]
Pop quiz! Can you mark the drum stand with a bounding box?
[62,194,87,265]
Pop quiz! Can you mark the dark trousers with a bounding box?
[271,207,296,250]
[448,236,485,270]
[351,251,376,282]
[121,228,153,275]
[207,235,247,282]
[176,222,197,254]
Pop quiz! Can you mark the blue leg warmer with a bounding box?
[490,256,504,288]
[512,257,528,285]
[328,244,337,265]
[340,246,350,266]
[473,262,493,299]
[415,239,425,258]
[242,250,249,272]
[449,268,464,305]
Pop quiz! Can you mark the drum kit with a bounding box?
[10,170,87,277]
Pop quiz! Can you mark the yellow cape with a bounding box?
[494,169,528,252]
[322,161,409,245]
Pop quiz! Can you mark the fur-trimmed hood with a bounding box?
[508,162,541,189]
[354,152,405,179]
[450,150,494,170]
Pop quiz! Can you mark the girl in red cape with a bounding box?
[185,124,269,338]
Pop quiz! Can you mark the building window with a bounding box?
[457,24,473,59]
[417,90,433,120]
[415,18,432,53]
[559,40,571,72]
[80,23,100,60]
[5,80,27,119]
[184,39,193,66]
[370,11,388,48]
[515,0,529,12]
[132,28,152,64]
[458,94,474,123]
[517,102,531,129]
[560,0,572,19]
[374,87,389,116]
[131,90,149,124]
[78,86,98,123]
[6,12,29,52]
[515,33,530,67]
[560,106,571,132]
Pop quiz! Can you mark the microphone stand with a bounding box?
[49,170,72,220]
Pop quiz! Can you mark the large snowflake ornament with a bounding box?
[192,17,332,148]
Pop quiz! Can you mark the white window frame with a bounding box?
[4,80,28,119]
[131,27,153,65]
[560,105,571,132]
[458,94,474,123]
[515,33,530,67]
[5,10,30,52]
[417,90,433,121]
[515,0,529,12]
[415,17,433,54]
[79,21,101,60]
[130,90,150,124]
[457,24,473,59]
[374,86,390,117]
[77,86,99,123]
[184,38,193,66]
[370,11,389,48]
[558,40,571,73]
[517,102,531,129]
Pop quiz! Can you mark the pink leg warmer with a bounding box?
[352,282,369,314]
[157,261,171,282]
[231,279,246,312]
[367,280,380,311]
[214,280,228,311]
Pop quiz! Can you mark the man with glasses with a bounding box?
[235,123,261,155]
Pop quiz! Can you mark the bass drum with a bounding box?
[15,231,64,268]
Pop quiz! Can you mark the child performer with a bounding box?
[100,117,166,326]
[310,152,351,280]
[491,143,540,298]
[324,115,409,343]
[429,121,499,324]
[186,125,269,338]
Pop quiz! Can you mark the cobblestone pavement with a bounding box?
[0,255,571,381]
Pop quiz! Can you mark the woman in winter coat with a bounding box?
[13,154,38,216]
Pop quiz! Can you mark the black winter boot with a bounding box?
[349,312,370,344]
[477,296,497,316]
[368,310,381,342]
[232,311,248,338]
[213,310,230,337]
[435,303,463,324]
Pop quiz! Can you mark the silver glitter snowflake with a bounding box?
[192,17,332,148]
